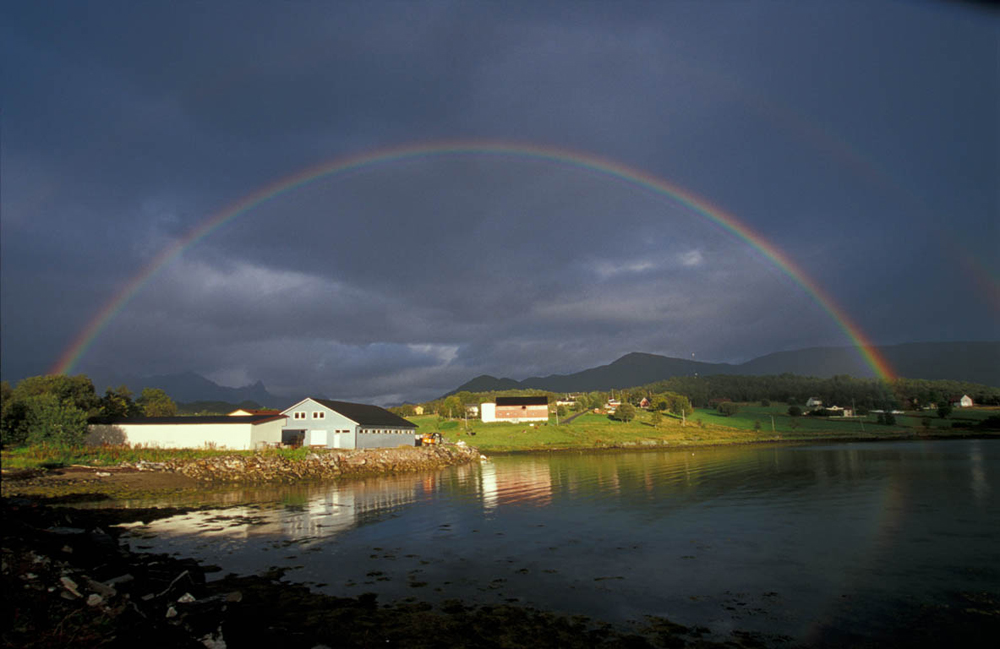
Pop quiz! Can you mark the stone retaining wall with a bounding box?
[129,444,483,483]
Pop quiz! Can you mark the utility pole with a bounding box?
[770,415,775,433]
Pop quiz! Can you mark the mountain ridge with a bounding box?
[445,341,1000,396]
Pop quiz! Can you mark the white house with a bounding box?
[480,396,549,423]
[281,398,418,449]
[951,394,974,408]
[87,414,286,450]
[806,397,823,409]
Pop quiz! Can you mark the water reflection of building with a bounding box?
[130,478,418,545]
[479,459,553,511]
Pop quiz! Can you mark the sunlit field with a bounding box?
[409,404,997,453]
[410,403,995,452]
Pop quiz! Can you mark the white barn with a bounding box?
[87,414,286,450]
[281,398,418,449]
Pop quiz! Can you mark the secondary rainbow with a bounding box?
[50,141,896,380]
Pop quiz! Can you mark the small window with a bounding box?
[313,412,325,419]
[294,411,306,420]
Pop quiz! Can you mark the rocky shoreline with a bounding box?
[145,444,485,483]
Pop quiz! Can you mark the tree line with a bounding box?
[391,374,998,421]
[636,374,999,411]
[1,374,177,448]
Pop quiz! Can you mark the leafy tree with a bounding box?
[101,385,143,418]
[137,388,177,416]
[441,395,463,419]
[613,403,636,423]
[1,398,30,447]
[3,374,101,447]
[760,399,771,407]
[650,409,662,428]
[787,405,803,417]
[937,403,953,419]
[390,404,416,417]
[754,420,762,432]
[10,375,100,415]
[23,393,89,446]
[717,402,739,417]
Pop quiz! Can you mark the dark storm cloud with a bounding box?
[2,1,996,402]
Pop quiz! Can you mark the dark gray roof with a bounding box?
[89,415,284,425]
[312,399,417,429]
[495,396,549,406]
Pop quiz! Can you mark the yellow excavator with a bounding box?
[418,432,443,446]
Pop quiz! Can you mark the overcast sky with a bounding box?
[2,1,997,404]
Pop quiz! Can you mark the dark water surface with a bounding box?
[122,440,999,646]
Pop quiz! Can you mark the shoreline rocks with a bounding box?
[128,444,483,483]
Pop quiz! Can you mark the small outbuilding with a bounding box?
[87,414,286,450]
[228,408,281,416]
[950,394,974,408]
[281,398,418,449]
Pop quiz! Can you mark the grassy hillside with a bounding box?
[409,404,998,453]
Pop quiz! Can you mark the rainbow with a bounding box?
[50,141,895,380]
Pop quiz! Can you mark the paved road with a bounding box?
[558,409,590,425]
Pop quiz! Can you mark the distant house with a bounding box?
[950,395,974,408]
[824,406,854,417]
[606,399,621,413]
[806,397,823,409]
[281,398,418,449]
[228,408,281,417]
[481,396,549,423]
[87,414,286,450]
[413,405,425,415]
[465,404,480,417]
[639,397,650,409]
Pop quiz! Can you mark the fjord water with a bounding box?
[126,440,998,645]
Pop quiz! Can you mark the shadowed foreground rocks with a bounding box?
[1,497,755,649]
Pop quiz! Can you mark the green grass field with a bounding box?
[409,404,996,453]
[0,443,320,471]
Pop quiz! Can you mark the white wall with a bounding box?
[87,421,282,450]
[481,402,496,423]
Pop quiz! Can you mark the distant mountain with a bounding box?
[445,341,999,396]
[738,342,1000,385]
[520,352,738,392]
[86,369,279,406]
[449,375,526,393]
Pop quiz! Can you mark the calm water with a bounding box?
[122,440,999,646]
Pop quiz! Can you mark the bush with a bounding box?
[717,402,739,417]
[760,399,771,407]
[23,394,89,446]
[612,403,636,423]
[877,412,896,426]
[787,406,802,417]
